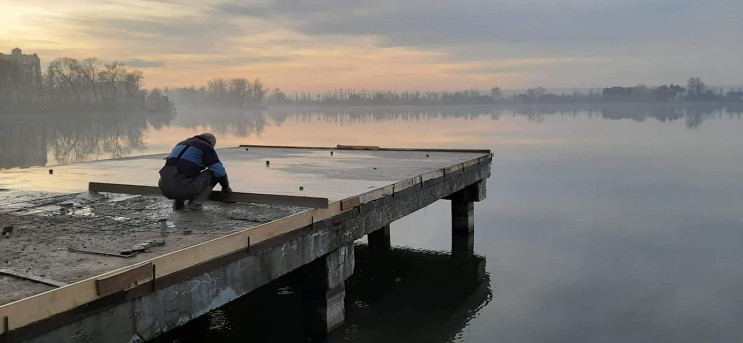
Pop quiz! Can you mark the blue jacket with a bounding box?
[164,136,229,187]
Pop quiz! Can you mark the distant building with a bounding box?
[0,47,41,84]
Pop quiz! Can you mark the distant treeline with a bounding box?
[517,77,742,104]
[267,88,502,106]
[256,77,742,106]
[165,78,268,108]
[0,57,161,113]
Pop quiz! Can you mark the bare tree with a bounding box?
[49,57,82,102]
[98,61,125,103]
[78,58,100,103]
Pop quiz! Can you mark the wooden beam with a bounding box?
[340,197,361,210]
[335,144,380,150]
[239,144,332,150]
[95,263,152,297]
[89,182,161,195]
[0,269,67,288]
[88,183,329,209]
[238,144,491,154]
[219,192,328,209]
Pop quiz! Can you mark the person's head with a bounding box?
[196,133,217,147]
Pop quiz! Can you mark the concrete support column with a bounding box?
[368,224,391,253]
[301,244,355,335]
[452,230,475,260]
[451,200,474,235]
[446,180,486,257]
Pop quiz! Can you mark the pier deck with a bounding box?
[0,145,491,342]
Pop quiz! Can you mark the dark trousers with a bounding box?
[158,170,218,202]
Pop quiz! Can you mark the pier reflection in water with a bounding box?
[152,244,490,343]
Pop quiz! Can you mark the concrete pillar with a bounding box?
[447,181,485,235]
[368,225,391,253]
[447,180,485,256]
[301,244,355,335]
[451,200,474,235]
[452,230,475,260]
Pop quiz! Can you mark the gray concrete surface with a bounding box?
[0,147,485,201]
[0,147,490,342]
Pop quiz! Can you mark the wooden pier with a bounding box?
[0,144,491,342]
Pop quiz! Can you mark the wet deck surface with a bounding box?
[0,147,484,305]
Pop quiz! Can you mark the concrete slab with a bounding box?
[0,190,304,306]
[0,146,490,339]
[0,147,485,201]
[0,147,485,307]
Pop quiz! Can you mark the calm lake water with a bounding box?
[2,104,742,342]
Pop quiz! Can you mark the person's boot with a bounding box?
[188,184,214,210]
[187,202,204,211]
[173,199,185,210]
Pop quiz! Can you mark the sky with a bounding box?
[1,0,741,92]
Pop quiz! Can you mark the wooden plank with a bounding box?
[420,170,445,184]
[340,197,361,210]
[238,144,491,154]
[382,148,491,154]
[89,182,161,195]
[358,185,394,204]
[88,183,329,209]
[220,192,328,209]
[462,158,480,169]
[95,263,152,296]
[444,163,463,176]
[0,269,67,288]
[0,261,152,331]
[392,177,420,194]
[239,144,332,150]
[336,144,380,151]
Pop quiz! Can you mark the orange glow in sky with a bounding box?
[1,0,741,91]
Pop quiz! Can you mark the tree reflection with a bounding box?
[1,103,739,169]
[512,103,741,129]
[0,112,173,169]
[172,108,269,138]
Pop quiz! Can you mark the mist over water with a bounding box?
[2,104,743,342]
[1,103,741,169]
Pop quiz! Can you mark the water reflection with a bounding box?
[512,103,743,129]
[152,245,491,343]
[0,103,740,169]
[0,112,174,169]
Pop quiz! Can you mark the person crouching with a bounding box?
[158,133,232,210]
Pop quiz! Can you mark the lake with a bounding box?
[1,103,742,342]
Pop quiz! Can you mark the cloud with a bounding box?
[212,0,742,87]
[4,0,741,89]
[123,59,167,68]
[69,15,246,54]
[218,0,713,47]
[448,58,610,75]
